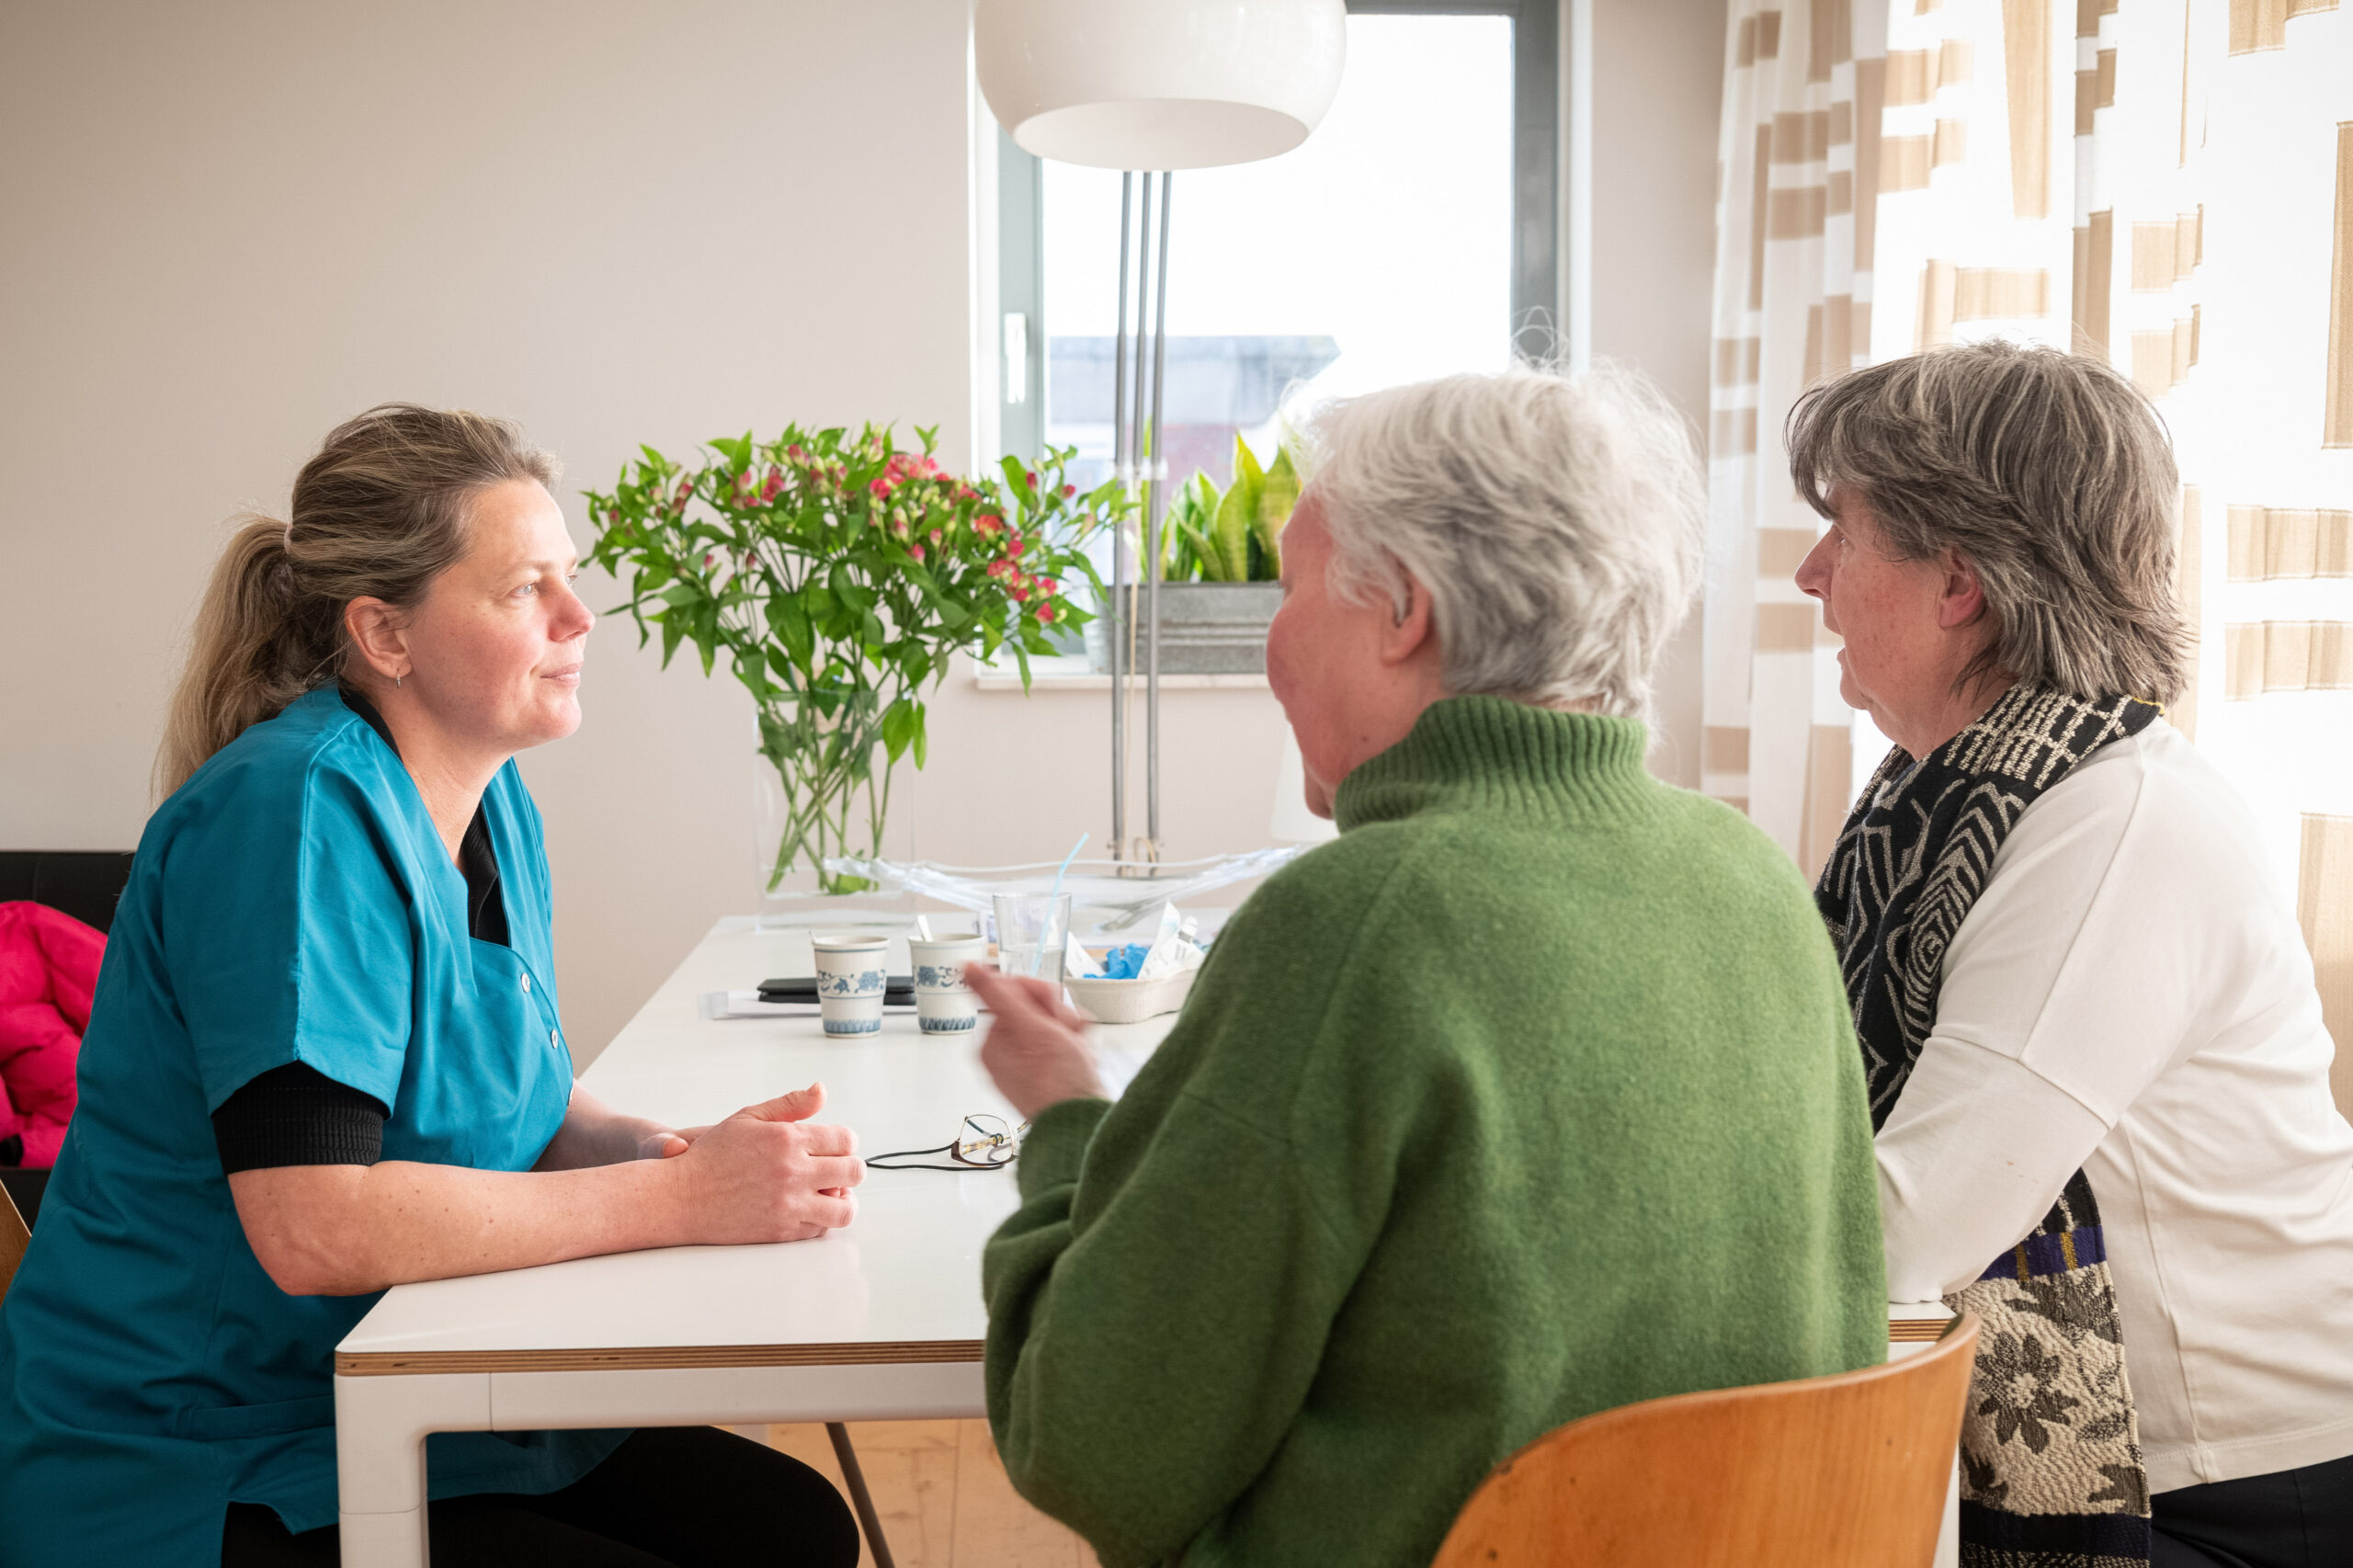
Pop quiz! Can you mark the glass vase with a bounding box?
[748,703,915,927]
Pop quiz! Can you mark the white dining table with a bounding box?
[332,915,1173,1568]
[334,914,1960,1568]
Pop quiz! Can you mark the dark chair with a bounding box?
[0,850,137,935]
[0,851,134,1226]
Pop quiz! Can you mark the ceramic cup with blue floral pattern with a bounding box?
[811,934,891,1037]
[906,933,988,1035]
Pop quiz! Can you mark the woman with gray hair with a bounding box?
[961,364,1890,1568]
[1790,341,2353,1568]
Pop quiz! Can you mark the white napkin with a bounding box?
[1137,903,1208,981]
[1071,903,1207,983]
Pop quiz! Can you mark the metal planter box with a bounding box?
[1087,581,1282,676]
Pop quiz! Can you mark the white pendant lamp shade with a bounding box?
[975,0,1347,171]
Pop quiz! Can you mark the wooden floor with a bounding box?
[765,1420,1101,1568]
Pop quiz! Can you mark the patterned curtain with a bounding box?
[1708,0,2353,1108]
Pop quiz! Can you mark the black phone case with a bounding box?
[757,975,916,1002]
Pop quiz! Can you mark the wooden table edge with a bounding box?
[335,1340,986,1376]
[1887,1317,1953,1344]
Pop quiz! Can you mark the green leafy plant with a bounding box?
[1161,433,1303,582]
[586,426,1117,894]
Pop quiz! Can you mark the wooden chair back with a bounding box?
[1431,1313,1979,1568]
[0,1178,29,1307]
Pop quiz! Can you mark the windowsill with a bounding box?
[970,653,1269,692]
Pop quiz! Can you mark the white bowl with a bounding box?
[1064,966,1198,1025]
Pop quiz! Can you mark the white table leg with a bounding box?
[335,1508,428,1568]
[334,1371,490,1568]
[1936,1456,1960,1568]
[1888,1311,1962,1568]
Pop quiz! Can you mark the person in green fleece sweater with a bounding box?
[966,363,1887,1568]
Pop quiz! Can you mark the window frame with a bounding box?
[992,0,1562,460]
[996,127,1046,463]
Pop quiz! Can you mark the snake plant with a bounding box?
[1162,433,1302,583]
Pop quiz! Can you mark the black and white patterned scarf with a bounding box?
[1817,682,2161,1567]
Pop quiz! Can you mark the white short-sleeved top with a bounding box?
[1876,718,2353,1494]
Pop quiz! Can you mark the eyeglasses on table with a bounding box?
[866,1113,1028,1172]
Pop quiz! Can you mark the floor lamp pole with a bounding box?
[1107,169,1173,866]
[1108,174,1131,860]
[1143,169,1172,858]
[1124,174,1154,863]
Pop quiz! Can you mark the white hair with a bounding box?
[1303,361,1705,717]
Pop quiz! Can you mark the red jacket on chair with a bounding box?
[0,901,101,1168]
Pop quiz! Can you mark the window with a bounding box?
[995,0,1561,494]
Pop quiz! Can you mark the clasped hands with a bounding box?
[635,965,1101,1244]
[647,1083,864,1244]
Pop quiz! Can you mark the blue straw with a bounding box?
[1051,832,1088,903]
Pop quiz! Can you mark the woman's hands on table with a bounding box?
[967,965,1108,1120]
[661,1083,863,1244]
[653,1124,711,1158]
[230,1085,859,1296]
[533,1085,704,1169]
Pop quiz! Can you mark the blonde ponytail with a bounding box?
[156,517,324,796]
[155,403,558,797]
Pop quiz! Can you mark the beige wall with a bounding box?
[1586,0,1731,791]
[0,0,1724,1064]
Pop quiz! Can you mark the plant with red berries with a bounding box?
[586,425,1115,893]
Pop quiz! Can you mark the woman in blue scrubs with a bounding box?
[0,405,865,1567]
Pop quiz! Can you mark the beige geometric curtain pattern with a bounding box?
[1703,0,1884,876]
[2199,0,2353,1093]
[1709,0,2353,1076]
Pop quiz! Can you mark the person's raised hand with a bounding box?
[966,964,1108,1120]
[665,1082,862,1244]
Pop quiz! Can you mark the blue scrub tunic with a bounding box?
[0,688,626,1564]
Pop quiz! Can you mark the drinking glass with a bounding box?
[992,893,1072,985]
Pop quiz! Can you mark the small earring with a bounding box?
[394,675,403,689]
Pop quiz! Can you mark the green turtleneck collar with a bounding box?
[1332,695,1658,833]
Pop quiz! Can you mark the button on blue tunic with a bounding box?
[0,689,625,1563]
